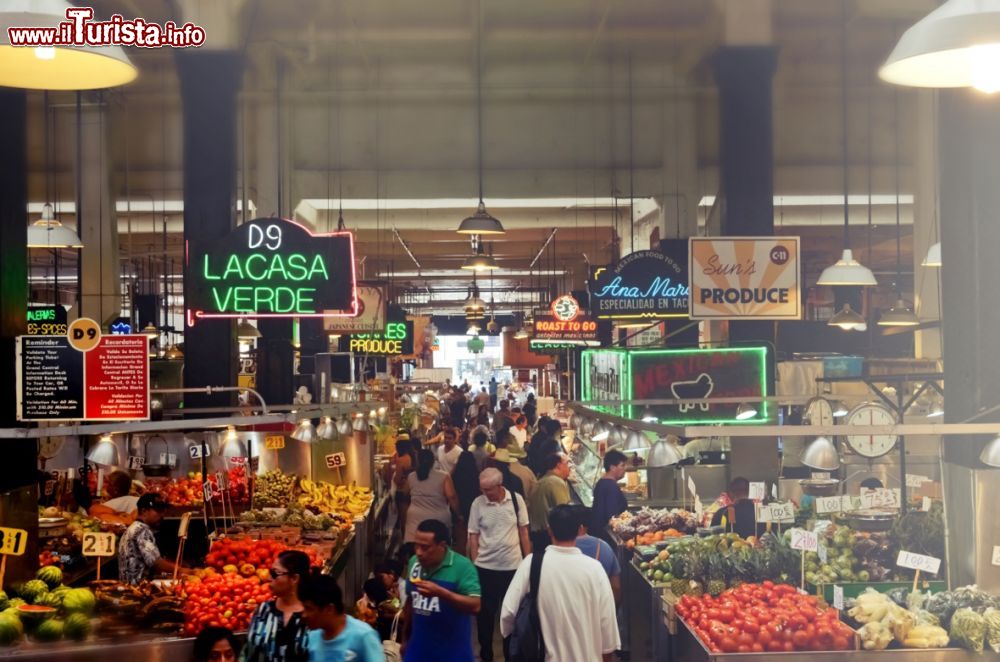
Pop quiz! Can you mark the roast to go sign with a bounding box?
[688,237,802,320]
[82,532,116,557]
[0,527,28,556]
[186,218,358,319]
[325,452,347,469]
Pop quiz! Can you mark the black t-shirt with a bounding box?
[710,499,760,539]
[591,478,628,535]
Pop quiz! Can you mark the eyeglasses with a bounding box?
[269,569,289,579]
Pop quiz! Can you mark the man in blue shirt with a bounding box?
[572,505,622,606]
[299,572,385,661]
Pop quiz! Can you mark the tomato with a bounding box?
[736,632,754,647]
[737,645,751,653]
[757,629,773,646]
[784,641,795,652]
[718,608,734,623]
[766,640,784,653]
[832,635,849,650]
[706,608,720,620]
[792,630,811,650]
[751,643,764,653]
[719,637,738,653]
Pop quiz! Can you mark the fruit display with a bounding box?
[799,523,906,585]
[0,568,97,646]
[149,469,251,507]
[178,571,272,636]
[255,469,298,507]
[611,507,699,545]
[202,537,322,576]
[237,505,353,533]
[297,479,373,518]
[676,581,855,653]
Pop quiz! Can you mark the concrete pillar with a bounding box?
[77,95,121,325]
[655,75,700,241]
[912,91,942,359]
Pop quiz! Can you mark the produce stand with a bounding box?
[0,632,247,661]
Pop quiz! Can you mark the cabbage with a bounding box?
[984,607,1000,654]
[950,608,987,653]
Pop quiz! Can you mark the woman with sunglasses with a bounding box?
[241,550,312,662]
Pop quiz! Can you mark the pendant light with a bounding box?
[879,0,1000,93]
[457,0,504,236]
[461,241,499,271]
[0,1,137,90]
[879,87,920,327]
[801,436,841,471]
[316,416,339,441]
[29,97,83,248]
[291,419,317,443]
[735,402,758,421]
[980,435,1000,467]
[87,433,120,467]
[647,435,684,467]
[237,318,262,339]
[829,303,866,330]
[922,242,941,267]
[818,2,878,288]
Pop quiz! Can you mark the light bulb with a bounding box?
[34,47,55,60]
[971,44,1000,94]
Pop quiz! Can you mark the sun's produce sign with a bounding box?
[186,218,357,319]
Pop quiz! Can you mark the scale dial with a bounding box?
[844,403,898,458]
[803,397,834,427]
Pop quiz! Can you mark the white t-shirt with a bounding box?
[468,489,529,571]
[102,496,139,514]
[500,545,620,662]
[436,444,463,475]
[510,426,528,447]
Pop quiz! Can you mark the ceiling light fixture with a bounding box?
[87,433,120,467]
[828,303,866,331]
[316,416,338,441]
[27,202,83,248]
[237,318,262,339]
[641,406,658,423]
[980,435,1000,467]
[291,419,317,443]
[922,242,942,267]
[141,322,159,339]
[879,0,1000,93]
[832,401,849,418]
[0,1,138,90]
[647,436,684,467]
[801,436,841,471]
[735,402,758,421]
[461,242,499,271]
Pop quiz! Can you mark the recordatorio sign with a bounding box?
[186,218,358,319]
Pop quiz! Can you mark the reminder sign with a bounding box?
[589,243,689,321]
[688,237,801,320]
[186,217,358,319]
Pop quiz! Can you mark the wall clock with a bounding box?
[843,402,898,458]
[803,397,834,427]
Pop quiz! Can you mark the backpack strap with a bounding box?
[528,548,546,650]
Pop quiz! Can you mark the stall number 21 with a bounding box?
[82,532,116,558]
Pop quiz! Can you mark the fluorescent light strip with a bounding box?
[377,269,566,278]
[299,197,642,211]
[698,194,914,207]
[27,200,257,214]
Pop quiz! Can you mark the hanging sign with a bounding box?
[531,315,600,345]
[25,305,68,336]
[589,243,689,321]
[325,452,347,469]
[186,217,358,320]
[339,321,414,356]
[0,528,27,556]
[16,324,150,422]
[583,346,770,425]
[688,237,802,320]
[81,532,116,557]
[323,285,386,333]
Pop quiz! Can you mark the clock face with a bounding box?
[844,403,898,458]
[803,397,834,427]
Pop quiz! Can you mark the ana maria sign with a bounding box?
[186,218,358,320]
[589,242,689,321]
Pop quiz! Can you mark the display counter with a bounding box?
[0,632,244,661]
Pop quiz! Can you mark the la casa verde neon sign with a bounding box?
[186,218,358,319]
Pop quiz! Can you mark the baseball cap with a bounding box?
[136,493,168,512]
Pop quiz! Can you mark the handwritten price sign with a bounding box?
[128,455,145,470]
[756,502,795,524]
[0,528,27,556]
[897,550,942,575]
[860,488,901,510]
[991,546,1000,567]
[81,532,116,557]
[325,452,347,470]
[748,482,766,501]
[815,495,861,514]
[791,529,819,552]
[215,471,229,491]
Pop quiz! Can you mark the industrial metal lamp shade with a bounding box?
[336,417,352,436]
[922,242,942,267]
[220,429,246,459]
[832,401,849,418]
[641,406,658,423]
[457,201,505,235]
[237,319,262,339]
[877,299,920,327]
[0,1,138,90]
[164,344,184,360]
[87,434,120,467]
[624,430,651,451]
[291,419,318,443]
[735,402,758,421]
[27,204,83,248]
[981,435,1000,467]
[461,248,499,271]
[879,0,1000,92]
[801,436,841,471]
[828,303,866,330]
[591,423,610,443]
[817,249,878,286]
[647,436,684,467]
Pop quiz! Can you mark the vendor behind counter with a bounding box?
[710,477,762,539]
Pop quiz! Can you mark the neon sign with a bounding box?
[340,321,414,356]
[186,217,357,319]
[589,242,689,320]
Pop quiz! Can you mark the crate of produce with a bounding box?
[808,580,948,604]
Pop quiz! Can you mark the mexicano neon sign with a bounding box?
[186,218,358,319]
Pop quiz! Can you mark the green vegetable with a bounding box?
[984,607,1000,654]
[63,613,90,641]
[35,566,62,589]
[61,589,95,616]
[950,608,987,653]
[33,618,63,642]
[0,614,23,645]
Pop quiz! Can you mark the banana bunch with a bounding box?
[298,479,373,517]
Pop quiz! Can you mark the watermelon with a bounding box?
[0,590,7,610]
[51,586,70,598]
[36,566,63,589]
[61,589,95,616]
[63,613,90,641]
[36,592,62,609]
[6,599,25,610]
[0,614,23,645]
[33,618,63,642]
[18,580,47,603]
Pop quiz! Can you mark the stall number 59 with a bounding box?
[0,527,27,556]
[82,532,116,558]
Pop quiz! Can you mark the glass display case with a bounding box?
[569,438,602,506]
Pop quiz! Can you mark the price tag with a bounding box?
[159,452,177,466]
[694,495,704,519]
[128,455,144,470]
[43,480,55,497]
[189,444,210,460]
[756,503,772,523]
[833,585,845,610]
[771,483,778,499]
[177,512,194,539]
[325,452,347,470]
[265,435,285,450]
[791,529,819,552]
[215,471,229,491]
[906,474,930,488]
[687,474,697,497]
[992,546,1000,567]
[818,542,828,563]
[771,501,795,523]
[81,531,116,557]
[922,496,932,512]
[815,496,843,514]
[202,481,214,502]
[811,472,831,480]
[748,482,766,501]
[250,457,260,473]
[860,488,900,510]
[228,456,247,466]
[0,527,28,556]
[896,550,942,575]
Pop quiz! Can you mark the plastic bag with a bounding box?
[949,607,987,653]
[984,607,1000,654]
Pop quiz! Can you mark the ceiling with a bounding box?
[25,0,937,316]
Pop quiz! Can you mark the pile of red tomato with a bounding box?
[179,572,271,635]
[676,581,856,653]
[203,537,323,575]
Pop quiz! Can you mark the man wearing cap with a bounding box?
[118,493,185,584]
[493,431,537,500]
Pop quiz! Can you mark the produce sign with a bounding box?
[338,320,414,356]
[186,217,358,319]
[589,244,689,321]
[16,330,149,422]
[582,346,770,425]
[689,237,802,320]
[26,306,67,336]
[323,284,386,333]
[676,582,856,653]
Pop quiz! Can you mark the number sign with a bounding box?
[82,532,116,558]
[0,528,27,556]
[325,452,347,470]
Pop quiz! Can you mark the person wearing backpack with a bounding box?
[500,505,619,662]
[467,468,531,661]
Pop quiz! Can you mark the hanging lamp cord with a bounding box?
[894,86,902,294]
[476,0,484,204]
[840,0,850,250]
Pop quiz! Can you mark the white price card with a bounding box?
[992,546,1000,567]
[748,482,766,501]
[906,474,930,488]
[756,503,772,523]
[215,471,229,491]
[818,542,828,563]
[694,495,704,519]
[833,585,845,610]
[861,488,900,510]
[81,531,116,557]
[128,455,144,470]
[791,529,819,552]
[324,452,347,470]
[159,452,177,466]
[770,501,795,523]
[815,496,843,514]
[189,443,210,460]
[687,474,697,497]
[922,497,932,512]
[202,481,214,502]
[811,472,831,480]
[228,456,247,466]
[897,550,942,575]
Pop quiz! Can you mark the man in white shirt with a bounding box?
[101,471,139,515]
[500,504,620,662]
[435,428,463,475]
[509,415,529,452]
[468,468,530,662]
